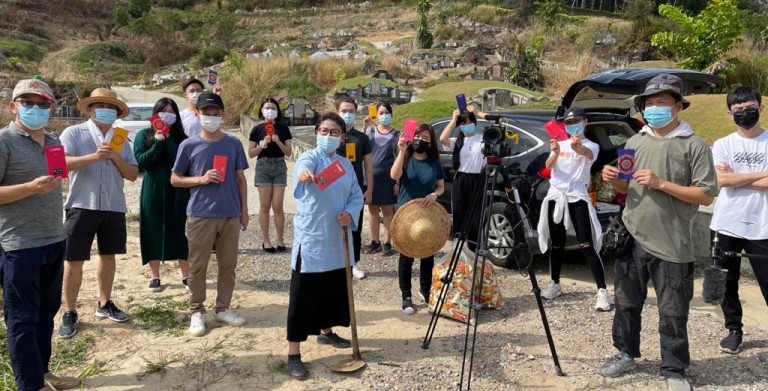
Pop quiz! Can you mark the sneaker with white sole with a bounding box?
[541,281,563,300]
[401,297,415,315]
[598,352,636,377]
[666,377,692,391]
[352,265,366,280]
[595,288,611,311]
[148,278,161,292]
[189,312,206,336]
[214,309,246,327]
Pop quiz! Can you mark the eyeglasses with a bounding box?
[14,99,52,109]
[317,127,342,137]
[731,106,759,116]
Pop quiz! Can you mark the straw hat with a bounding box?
[76,88,130,118]
[391,199,451,259]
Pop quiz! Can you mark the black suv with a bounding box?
[431,68,723,267]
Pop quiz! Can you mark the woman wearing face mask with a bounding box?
[536,107,609,311]
[391,124,445,314]
[439,106,485,250]
[286,113,364,380]
[361,102,399,256]
[248,98,293,253]
[134,98,191,292]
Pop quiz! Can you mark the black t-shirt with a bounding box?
[336,128,372,188]
[248,123,293,159]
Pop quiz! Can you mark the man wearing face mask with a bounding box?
[335,96,372,280]
[180,78,204,138]
[600,74,718,391]
[0,78,80,391]
[709,85,768,355]
[58,88,139,340]
[171,93,250,337]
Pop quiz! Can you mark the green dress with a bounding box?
[134,128,190,265]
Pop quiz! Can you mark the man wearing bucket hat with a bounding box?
[57,88,139,339]
[0,78,80,390]
[600,74,718,391]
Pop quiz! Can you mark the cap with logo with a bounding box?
[12,79,54,102]
[196,92,225,110]
[563,107,586,122]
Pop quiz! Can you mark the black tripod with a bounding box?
[422,162,565,391]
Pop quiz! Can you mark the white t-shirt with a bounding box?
[449,134,485,174]
[549,138,599,202]
[180,109,202,138]
[710,130,768,240]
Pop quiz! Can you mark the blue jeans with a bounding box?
[0,240,65,391]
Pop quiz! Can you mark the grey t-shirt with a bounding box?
[0,122,66,251]
[622,131,718,263]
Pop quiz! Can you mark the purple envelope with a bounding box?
[617,149,635,180]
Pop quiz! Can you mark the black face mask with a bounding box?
[413,140,430,154]
[733,107,760,129]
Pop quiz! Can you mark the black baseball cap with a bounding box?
[196,92,224,110]
[633,73,690,110]
[563,107,586,121]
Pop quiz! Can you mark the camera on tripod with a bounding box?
[481,119,517,161]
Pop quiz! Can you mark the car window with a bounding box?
[584,121,635,149]
[126,107,154,121]
[503,125,541,156]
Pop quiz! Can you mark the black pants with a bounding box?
[714,232,768,332]
[451,172,483,251]
[612,241,694,379]
[398,254,434,299]
[352,207,364,265]
[547,200,606,289]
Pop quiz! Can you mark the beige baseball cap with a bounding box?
[12,78,54,102]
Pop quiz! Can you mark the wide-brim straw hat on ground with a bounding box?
[76,88,130,118]
[391,199,451,259]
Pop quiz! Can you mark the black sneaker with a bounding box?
[317,332,351,348]
[287,357,308,380]
[182,277,189,291]
[380,242,395,256]
[58,311,78,339]
[720,329,743,354]
[148,278,161,292]
[418,290,430,304]
[95,300,129,323]
[402,297,415,315]
[363,241,381,254]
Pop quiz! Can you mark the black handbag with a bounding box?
[600,215,633,261]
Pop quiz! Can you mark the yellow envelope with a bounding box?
[109,127,130,153]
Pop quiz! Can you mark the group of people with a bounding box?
[1,73,767,391]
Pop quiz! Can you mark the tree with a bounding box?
[651,0,743,70]
[415,0,433,49]
[127,0,151,19]
[506,38,544,91]
[113,6,129,28]
[333,68,347,83]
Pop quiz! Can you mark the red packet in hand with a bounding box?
[150,114,169,135]
[265,121,275,136]
[545,119,569,141]
[402,118,418,142]
[213,155,227,182]
[45,145,68,178]
[315,160,346,191]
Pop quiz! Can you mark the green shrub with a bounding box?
[276,75,323,99]
[0,40,42,62]
[71,43,143,75]
[726,52,768,95]
[195,47,229,68]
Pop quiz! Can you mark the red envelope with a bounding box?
[315,160,346,191]
[45,145,68,178]
[213,155,227,183]
[402,118,418,142]
[265,121,275,137]
[545,119,569,142]
[150,114,169,135]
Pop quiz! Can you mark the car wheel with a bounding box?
[487,202,529,269]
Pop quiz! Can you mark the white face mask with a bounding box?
[199,115,221,132]
[262,108,278,121]
[187,92,201,105]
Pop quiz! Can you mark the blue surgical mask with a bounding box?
[316,135,341,153]
[158,112,177,126]
[459,123,476,134]
[643,106,674,129]
[339,112,356,125]
[94,108,117,125]
[17,105,51,130]
[565,123,584,137]
[378,113,392,125]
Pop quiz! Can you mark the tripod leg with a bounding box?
[422,236,466,349]
[528,265,566,376]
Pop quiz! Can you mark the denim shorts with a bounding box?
[255,157,287,187]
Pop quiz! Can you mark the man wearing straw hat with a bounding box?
[57,88,138,339]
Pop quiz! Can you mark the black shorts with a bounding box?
[64,208,127,261]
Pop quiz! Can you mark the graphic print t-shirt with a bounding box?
[710,130,768,240]
[549,138,599,202]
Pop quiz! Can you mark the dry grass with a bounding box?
[0,106,12,127]
[726,38,768,94]
[543,53,602,95]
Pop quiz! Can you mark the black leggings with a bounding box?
[451,172,483,251]
[547,200,606,289]
[398,254,434,299]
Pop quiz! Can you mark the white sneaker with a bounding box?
[595,288,612,311]
[214,309,246,327]
[352,265,366,280]
[541,281,562,300]
[189,312,206,337]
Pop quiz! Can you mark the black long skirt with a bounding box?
[287,251,350,342]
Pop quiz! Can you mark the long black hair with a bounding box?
[146,98,187,147]
[451,111,477,171]
[404,123,439,169]
[257,97,284,123]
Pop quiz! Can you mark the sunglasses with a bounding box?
[732,107,759,116]
[14,99,52,109]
